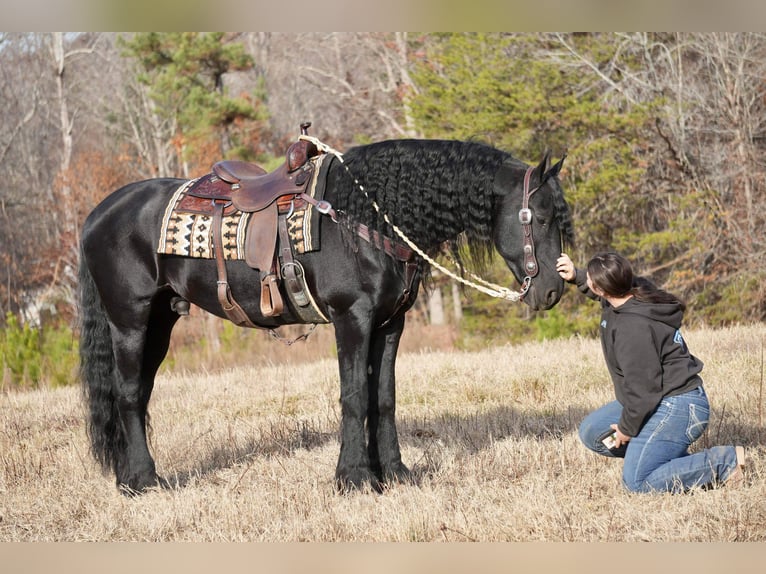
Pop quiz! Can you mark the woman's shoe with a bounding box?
[724,446,746,487]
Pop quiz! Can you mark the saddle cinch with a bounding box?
[181,122,330,327]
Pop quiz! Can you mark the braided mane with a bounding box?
[334,139,508,270]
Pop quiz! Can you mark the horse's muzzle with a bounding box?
[523,284,563,311]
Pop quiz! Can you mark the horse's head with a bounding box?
[492,151,574,311]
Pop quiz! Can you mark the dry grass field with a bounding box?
[1,324,764,542]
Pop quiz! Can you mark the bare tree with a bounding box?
[48,33,107,231]
[0,34,58,320]
[361,32,422,138]
[686,34,766,254]
[0,33,118,322]
[106,34,180,178]
[248,33,418,149]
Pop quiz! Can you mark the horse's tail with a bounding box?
[78,243,123,476]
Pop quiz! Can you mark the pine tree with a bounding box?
[120,32,269,174]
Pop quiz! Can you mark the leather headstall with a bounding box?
[519,166,543,280]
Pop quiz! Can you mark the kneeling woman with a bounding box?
[556,252,744,493]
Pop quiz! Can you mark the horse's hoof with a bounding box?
[383,463,414,486]
[335,468,382,494]
[117,474,167,497]
[118,483,144,497]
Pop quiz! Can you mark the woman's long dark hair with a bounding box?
[587,252,686,311]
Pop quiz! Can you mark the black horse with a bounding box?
[79,138,574,494]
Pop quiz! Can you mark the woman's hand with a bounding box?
[556,253,576,282]
[610,424,631,448]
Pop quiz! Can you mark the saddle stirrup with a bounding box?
[259,273,284,317]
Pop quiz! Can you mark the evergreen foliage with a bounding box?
[120,32,269,168]
[1,313,77,389]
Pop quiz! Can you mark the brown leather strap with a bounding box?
[380,258,419,328]
[520,167,541,278]
[278,214,310,306]
[212,201,257,328]
[353,223,415,262]
[299,192,337,221]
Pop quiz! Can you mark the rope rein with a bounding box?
[299,135,527,302]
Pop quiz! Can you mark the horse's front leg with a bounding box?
[368,314,411,485]
[332,314,379,492]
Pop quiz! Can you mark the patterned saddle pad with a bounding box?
[157,154,330,260]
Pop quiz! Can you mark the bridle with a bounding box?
[517,166,543,297]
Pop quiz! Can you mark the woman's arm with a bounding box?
[557,253,598,300]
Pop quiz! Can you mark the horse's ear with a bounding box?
[539,151,566,182]
[538,149,552,176]
[546,152,566,179]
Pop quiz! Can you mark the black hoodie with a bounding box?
[573,269,703,437]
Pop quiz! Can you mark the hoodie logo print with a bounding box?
[674,330,684,346]
[601,319,607,329]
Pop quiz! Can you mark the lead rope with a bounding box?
[299,135,528,302]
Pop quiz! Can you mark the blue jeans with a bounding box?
[578,386,739,493]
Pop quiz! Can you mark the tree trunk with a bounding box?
[451,282,463,323]
[428,287,445,326]
[51,32,73,220]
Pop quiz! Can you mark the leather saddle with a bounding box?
[214,140,318,212]
[182,123,322,326]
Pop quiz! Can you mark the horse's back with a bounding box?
[82,178,183,252]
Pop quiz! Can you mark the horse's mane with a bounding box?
[332,139,574,270]
[334,139,508,270]
[549,174,575,250]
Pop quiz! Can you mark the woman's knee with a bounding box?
[578,415,606,452]
[621,471,645,493]
[621,454,660,492]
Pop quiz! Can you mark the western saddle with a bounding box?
[173,122,419,330]
[180,122,330,327]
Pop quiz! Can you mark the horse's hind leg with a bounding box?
[109,326,157,493]
[112,293,179,494]
[367,314,411,484]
